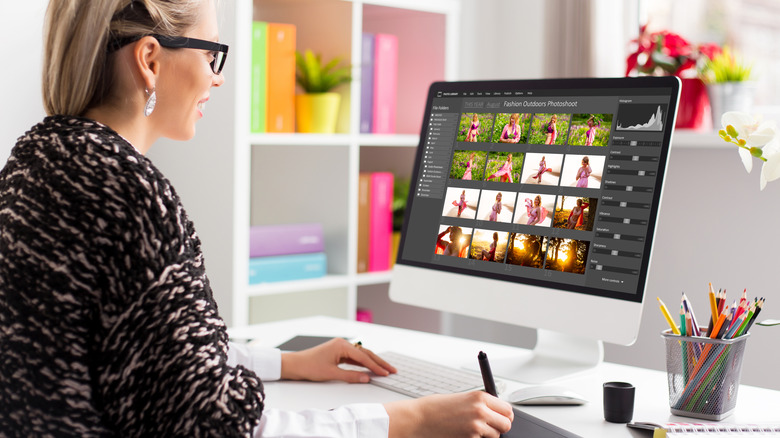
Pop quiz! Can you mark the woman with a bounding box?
[466,113,480,142]
[526,195,547,226]
[436,226,467,258]
[480,232,499,261]
[487,153,514,183]
[452,189,469,216]
[567,199,590,229]
[545,114,558,145]
[462,152,475,180]
[498,113,521,143]
[575,156,592,188]
[585,116,600,146]
[532,155,550,183]
[0,1,513,437]
[489,192,503,221]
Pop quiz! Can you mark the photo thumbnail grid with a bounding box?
[456,112,614,146]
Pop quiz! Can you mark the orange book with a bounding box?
[266,23,296,133]
[357,173,371,273]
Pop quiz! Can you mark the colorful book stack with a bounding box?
[357,172,394,273]
[360,33,398,134]
[248,223,326,284]
[250,21,296,133]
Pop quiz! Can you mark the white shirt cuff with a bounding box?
[255,404,389,438]
[227,341,282,381]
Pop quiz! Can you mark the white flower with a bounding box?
[719,111,779,190]
[760,138,780,190]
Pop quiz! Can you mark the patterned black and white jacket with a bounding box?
[0,116,264,437]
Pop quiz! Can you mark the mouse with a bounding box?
[507,385,587,406]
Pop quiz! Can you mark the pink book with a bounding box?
[368,172,394,272]
[371,33,398,134]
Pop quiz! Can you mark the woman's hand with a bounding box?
[280,338,396,383]
[385,391,514,438]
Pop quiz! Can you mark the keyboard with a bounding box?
[363,351,487,398]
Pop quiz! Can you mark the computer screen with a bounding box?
[389,76,680,383]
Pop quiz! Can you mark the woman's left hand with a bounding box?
[280,338,397,383]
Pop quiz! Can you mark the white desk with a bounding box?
[229,316,780,437]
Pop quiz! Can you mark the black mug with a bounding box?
[603,381,635,423]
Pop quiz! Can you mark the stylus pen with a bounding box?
[478,351,498,397]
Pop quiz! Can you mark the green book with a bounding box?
[250,21,268,133]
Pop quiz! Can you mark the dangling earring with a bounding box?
[144,87,157,117]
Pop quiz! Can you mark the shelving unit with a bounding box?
[146,0,723,328]
[148,0,460,328]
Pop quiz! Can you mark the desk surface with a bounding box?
[229,316,780,437]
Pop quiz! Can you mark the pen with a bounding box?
[478,351,498,397]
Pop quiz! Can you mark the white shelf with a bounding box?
[247,271,394,298]
[248,133,420,148]
[358,134,419,147]
[248,275,351,297]
[207,0,458,326]
[672,129,729,149]
[355,270,394,286]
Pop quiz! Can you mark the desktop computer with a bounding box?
[390,77,680,383]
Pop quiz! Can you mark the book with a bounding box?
[629,421,780,437]
[371,33,398,134]
[360,33,375,134]
[250,21,268,133]
[248,252,327,284]
[357,173,371,273]
[368,172,394,271]
[249,223,324,258]
[266,22,296,133]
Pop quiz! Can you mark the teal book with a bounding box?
[250,21,268,133]
[248,252,327,284]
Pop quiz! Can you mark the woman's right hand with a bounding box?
[384,391,514,438]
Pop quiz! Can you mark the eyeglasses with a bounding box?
[108,34,229,75]
[152,34,229,75]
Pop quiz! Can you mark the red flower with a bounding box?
[626,25,721,78]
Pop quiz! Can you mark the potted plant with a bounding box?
[626,25,721,130]
[295,49,351,133]
[701,47,755,127]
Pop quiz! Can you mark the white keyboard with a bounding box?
[365,351,487,398]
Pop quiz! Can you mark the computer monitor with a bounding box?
[390,76,680,383]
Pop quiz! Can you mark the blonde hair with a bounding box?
[43,0,203,116]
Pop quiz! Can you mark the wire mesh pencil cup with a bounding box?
[661,330,750,421]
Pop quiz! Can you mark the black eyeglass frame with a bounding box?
[108,34,229,75]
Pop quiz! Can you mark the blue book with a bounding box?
[248,252,327,284]
[360,33,375,133]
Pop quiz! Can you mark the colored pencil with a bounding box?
[658,297,681,335]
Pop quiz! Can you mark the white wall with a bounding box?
[0,2,47,162]
[447,0,780,392]
[457,0,545,80]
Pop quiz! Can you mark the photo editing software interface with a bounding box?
[399,83,674,302]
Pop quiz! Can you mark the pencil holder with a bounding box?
[661,330,750,421]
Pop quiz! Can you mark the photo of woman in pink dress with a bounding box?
[525,195,548,226]
[575,156,592,188]
[486,153,515,183]
[498,113,522,143]
[466,114,480,142]
[585,116,601,146]
[545,115,558,145]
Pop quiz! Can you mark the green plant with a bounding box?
[295,49,351,93]
[392,179,410,232]
[701,46,753,83]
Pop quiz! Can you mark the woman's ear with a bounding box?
[133,36,162,90]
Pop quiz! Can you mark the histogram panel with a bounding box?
[616,104,668,132]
